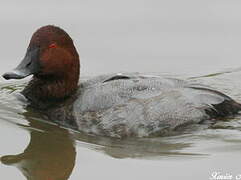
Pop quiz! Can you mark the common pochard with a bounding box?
[2,25,241,138]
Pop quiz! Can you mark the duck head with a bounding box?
[3,25,80,100]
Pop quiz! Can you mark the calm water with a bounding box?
[1,0,241,179]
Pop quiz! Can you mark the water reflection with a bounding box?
[1,113,76,180]
[72,132,199,159]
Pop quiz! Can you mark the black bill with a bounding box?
[2,47,40,80]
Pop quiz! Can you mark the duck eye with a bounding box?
[49,43,57,49]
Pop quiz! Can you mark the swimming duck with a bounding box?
[2,25,241,138]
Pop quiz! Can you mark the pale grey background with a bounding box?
[1,0,241,77]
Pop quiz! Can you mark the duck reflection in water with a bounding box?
[1,113,76,180]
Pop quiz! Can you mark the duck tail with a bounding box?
[205,100,241,118]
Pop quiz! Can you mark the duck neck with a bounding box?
[22,72,79,105]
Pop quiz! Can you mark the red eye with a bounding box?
[49,43,57,49]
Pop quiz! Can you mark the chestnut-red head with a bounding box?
[3,25,80,99]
